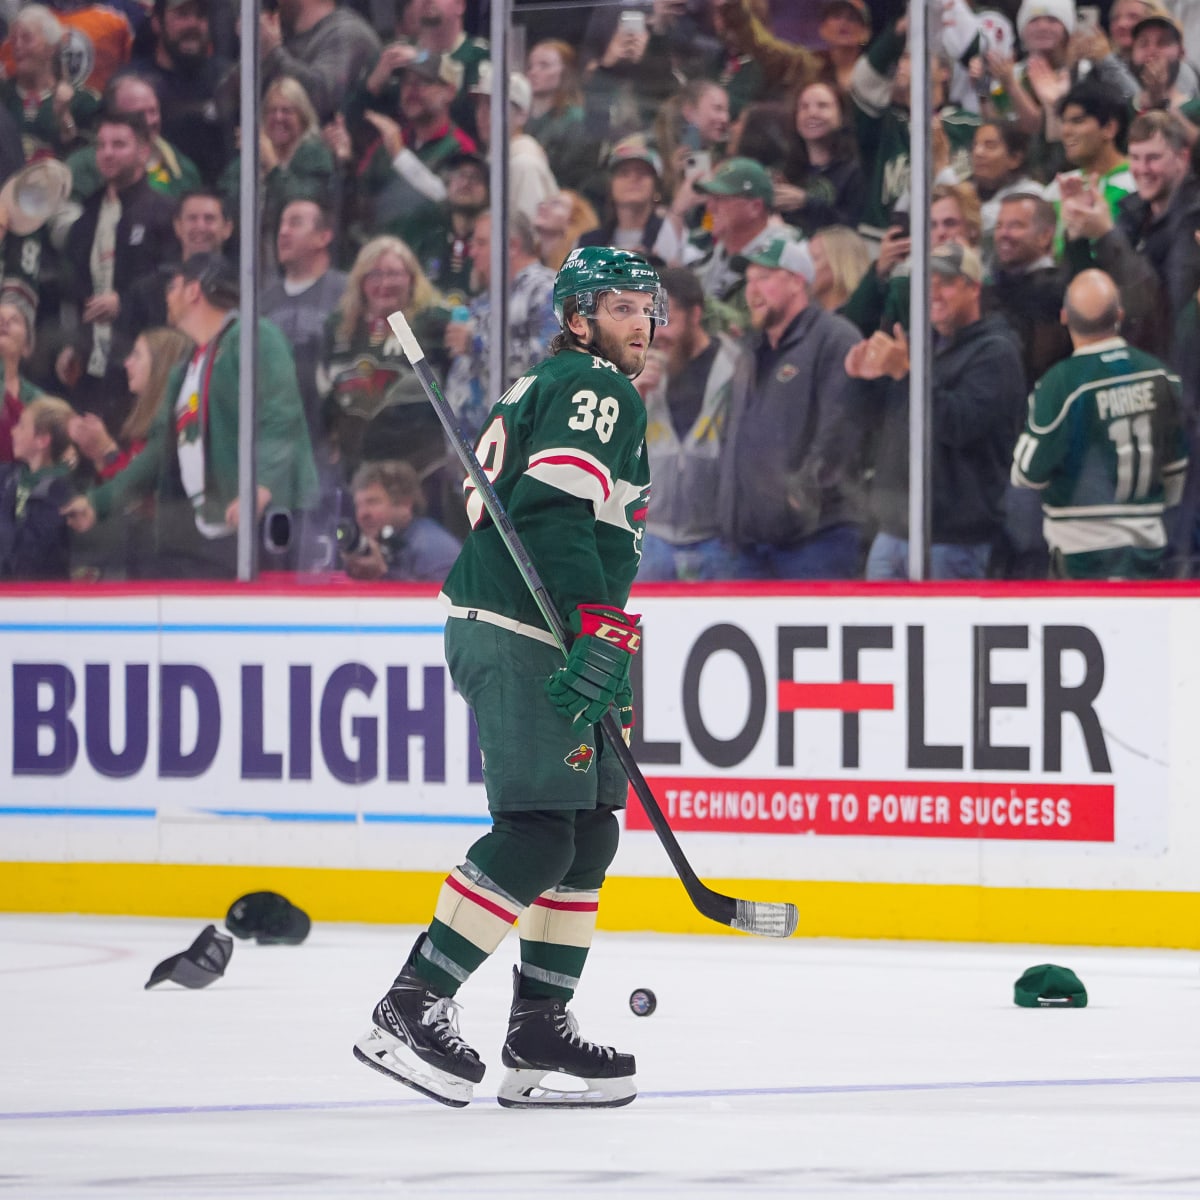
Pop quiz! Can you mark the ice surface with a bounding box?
[1,915,1198,1198]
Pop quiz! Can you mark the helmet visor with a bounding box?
[576,286,669,326]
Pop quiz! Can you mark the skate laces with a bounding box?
[556,1008,615,1060]
[422,995,475,1058]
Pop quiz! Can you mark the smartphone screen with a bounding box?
[619,9,647,35]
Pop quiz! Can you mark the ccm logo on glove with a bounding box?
[576,605,641,654]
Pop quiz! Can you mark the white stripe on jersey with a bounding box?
[1042,513,1166,555]
[1028,367,1180,436]
[527,445,615,508]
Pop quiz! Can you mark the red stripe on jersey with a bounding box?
[445,873,519,924]
[532,896,600,912]
[528,451,612,501]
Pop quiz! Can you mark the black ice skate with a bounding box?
[353,937,485,1108]
[497,968,636,1108]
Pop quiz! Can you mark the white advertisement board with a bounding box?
[0,590,1181,895]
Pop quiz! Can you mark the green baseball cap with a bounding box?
[694,156,774,204]
[731,233,815,282]
[1013,964,1088,1008]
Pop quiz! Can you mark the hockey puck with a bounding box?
[629,987,657,1016]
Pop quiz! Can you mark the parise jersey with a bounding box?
[1011,338,1188,565]
[441,348,650,644]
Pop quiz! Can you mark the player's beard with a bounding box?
[587,321,649,378]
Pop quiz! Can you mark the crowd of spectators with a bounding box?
[0,0,1197,583]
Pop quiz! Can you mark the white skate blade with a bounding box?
[496,1067,636,1109]
[353,1026,474,1108]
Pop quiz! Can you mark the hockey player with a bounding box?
[354,246,665,1108]
[1011,268,1188,578]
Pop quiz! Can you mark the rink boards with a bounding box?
[2,580,1198,948]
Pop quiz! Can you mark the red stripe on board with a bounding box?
[445,874,518,924]
[778,681,895,711]
[529,452,612,501]
[532,896,600,912]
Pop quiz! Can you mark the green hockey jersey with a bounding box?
[1011,338,1188,578]
[441,348,650,642]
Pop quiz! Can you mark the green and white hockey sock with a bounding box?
[516,885,600,1002]
[417,863,524,996]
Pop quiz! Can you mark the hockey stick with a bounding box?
[387,311,797,938]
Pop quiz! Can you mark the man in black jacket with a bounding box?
[983,192,1071,578]
[846,242,1025,579]
[1062,109,1200,361]
[985,192,1072,391]
[60,111,176,431]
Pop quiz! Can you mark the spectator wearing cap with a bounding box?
[633,266,741,582]
[359,0,489,141]
[717,233,869,579]
[260,0,381,124]
[350,51,477,233]
[846,242,1026,580]
[444,209,556,447]
[684,156,778,318]
[524,39,599,198]
[997,0,1077,146]
[63,252,318,579]
[131,0,234,186]
[470,64,558,227]
[987,0,1135,172]
[816,0,872,93]
[1129,8,1199,118]
[59,110,176,434]
[576,136,684,266]
[389,149,488,306]
[845,180,982,338]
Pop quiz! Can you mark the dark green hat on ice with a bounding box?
[1013,963,1087,1008]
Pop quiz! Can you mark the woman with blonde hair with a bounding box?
[319,236,450,485]
[219,75,335,265]
[809,225,871,312]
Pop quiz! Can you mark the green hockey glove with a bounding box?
[546,604,641,729]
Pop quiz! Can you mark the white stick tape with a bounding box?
[386,310,425,364]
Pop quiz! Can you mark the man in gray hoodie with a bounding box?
[716,233,869,579]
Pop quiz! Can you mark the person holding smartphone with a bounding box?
[581,5,673,146]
